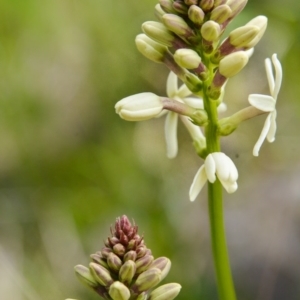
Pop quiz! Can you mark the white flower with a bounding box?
[248,53,282,156]
[189,152,238,201]
[164,72,226,158]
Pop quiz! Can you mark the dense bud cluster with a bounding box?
[75,216,181,300]
[137,0,267,100]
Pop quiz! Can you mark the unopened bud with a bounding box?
[90,254,109,269]
[132,268,162,293]
[113,243,126,256]
[188,5,205,26]
[162,14,194,39]
[89,262,114,287]
[119,260,136,285]
[107,252,123,272]
[229,25,260,48]
[173,0,189,14]
[159,0,177,14]
[219,51,249,78]
[135,34,168,63]
[184,0,198,5]
[244,15,268,49]
[210,5,232,24]
[135,255,154,274]
[109,281,130,300]
[214,0,227,6]
[154,4,166,21]
[124,250,137,262]
[115,92,163,121]
[149,257,171,281]
[199,0,214,12]
[201,20,221,41]
[142,21,175,47]
[226,0,248,21]
[148,283,182,300]
[74,265,98,288]
[174,49,201,69]
[136,292,148,300]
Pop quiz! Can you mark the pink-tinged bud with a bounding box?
[184,0,198,5]
[101,247,113,259]
[159,0,177,13]
[107,252,123,272]
[162,14,195,40]
[173,0,189,14]
[188,5,205,26]
[136,246,147,258]
[113,243,126,256]
[132,268,162,293]
[74,265,98,288]
[119,260,136,285]
[90,253,109,269]
[135,255,154,274]
[89,263,114,287]
[124,250,137,262]
[148,283,182,300]
[109,281,130,300]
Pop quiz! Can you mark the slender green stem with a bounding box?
[201,60,237,299]
[208,181,236,300]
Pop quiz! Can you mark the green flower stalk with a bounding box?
[113,0,283,299]
[73,216,181,300]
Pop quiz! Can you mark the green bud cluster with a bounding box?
[136,0,267,102]
[74,215,181,300]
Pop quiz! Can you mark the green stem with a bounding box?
[201,64,237,299]
[208,181,236,300]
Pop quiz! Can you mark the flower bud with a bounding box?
[107,252,123,272]
[243,15,268,49]
[142,21,175,47]
[74,265,98,288]
[89,262,114,287]
[199,0,214,12]
[226,0,248,21]
[229,25,260,48]
[136,255,154,274]
[113,243,126,256]
[149,257,171,281]
[201,20,221,41]
[136,292,148,300]
[90,254,109,269]
[148,283,182,300]
[188,5,205,26]
[214,0,227,6]
[124,250,137,262]
[162,14,194,39]
[173,0,189,14]
[159,0,177,13]
[154,4,166,21]
[115,93,163,121]
[210,5,232,24]
[219,51,249,78]
[132,268,162,293]
[136,34,168,63]
[109,281,130,300]
[174,49,201,69]
[184,0,198,5]
[119,260,136,285]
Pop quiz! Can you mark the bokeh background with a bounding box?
[0,0,299,299]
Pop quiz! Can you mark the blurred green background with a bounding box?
[0,0,300,299]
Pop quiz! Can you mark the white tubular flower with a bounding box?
[248,53,282,156]
[164,72,226,158]
[189,152,238,201]
[115,92,163,121]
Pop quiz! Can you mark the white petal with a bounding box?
[265,57,275,96]
[177,84,192,99]
[252,113,272,156]
[271,54,282,100]
[212,152,231,181]
[189,165,207,201]
[248,94,276,112]
[119,107,163,121]
[180,115,205,141]
[218,179,238,194]
[205,154,216,183]
[217,102,227,113]
[166,72,178,98]
[182,97,204,109]
[165,112,178,158]
[267,110,277,143]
